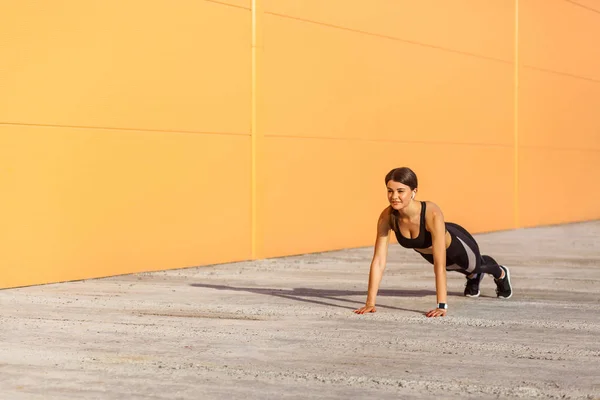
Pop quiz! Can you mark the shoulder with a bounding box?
[423,201,445,225]
[423,201,443,215]
[379,206,392,219]
[377,206,393,230]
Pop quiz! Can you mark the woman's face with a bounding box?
[387,180,414,210]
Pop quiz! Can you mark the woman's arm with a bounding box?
[425,202,448,318]
[354,208,391,314]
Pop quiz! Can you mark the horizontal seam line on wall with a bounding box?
[202,0,251,11]
[265,134,514,148]
[264,11,513,65]
[564,0,600,14]
[523,65,600,84]
[519,145,600,152]
[0,122,250,137]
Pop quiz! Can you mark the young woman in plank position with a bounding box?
[354,167,512,318]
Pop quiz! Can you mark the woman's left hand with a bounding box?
[426,308,447,318]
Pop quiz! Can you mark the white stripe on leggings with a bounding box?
[456,236,477,273]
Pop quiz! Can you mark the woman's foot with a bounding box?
[495,266,513,299]
[464,273,484,297]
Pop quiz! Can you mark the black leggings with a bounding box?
[417,222,503,279]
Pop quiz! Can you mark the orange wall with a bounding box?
[518,0,600,227]
[258,0,516,258]
[0,0,253,289]
[1,0,598,288]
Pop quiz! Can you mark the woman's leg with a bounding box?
[445,223,503,279]
[480,255,503,279]
[442,226,485,296]
[482,255,513,299]
[445,223,512,298]
[415,251,470,276]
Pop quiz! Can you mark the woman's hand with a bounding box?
[354,305,377,314]
[425,308,447,318]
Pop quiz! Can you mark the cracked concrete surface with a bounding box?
[1,221,599,399]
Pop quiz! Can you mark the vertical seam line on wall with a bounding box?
[514,0,520,229]
[251,0,259,259]
[251,0,257,258]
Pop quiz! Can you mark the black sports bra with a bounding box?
[393,201,433,249]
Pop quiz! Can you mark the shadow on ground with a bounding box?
[190,283,463,315]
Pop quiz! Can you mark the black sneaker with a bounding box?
[464,273,484,297]
[495,266,513,299]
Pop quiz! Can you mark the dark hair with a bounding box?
[385,167,418,232]
[385,167,418,189]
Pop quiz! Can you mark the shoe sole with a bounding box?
[497,266,512,299]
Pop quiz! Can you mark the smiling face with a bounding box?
[387,180,415,211]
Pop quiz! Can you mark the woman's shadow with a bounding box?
[189,283,462,315]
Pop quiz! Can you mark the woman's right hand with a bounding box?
[353,304,377,314]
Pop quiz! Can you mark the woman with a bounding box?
[354,167,512,318]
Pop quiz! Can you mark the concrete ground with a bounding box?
[1,221,599,400]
